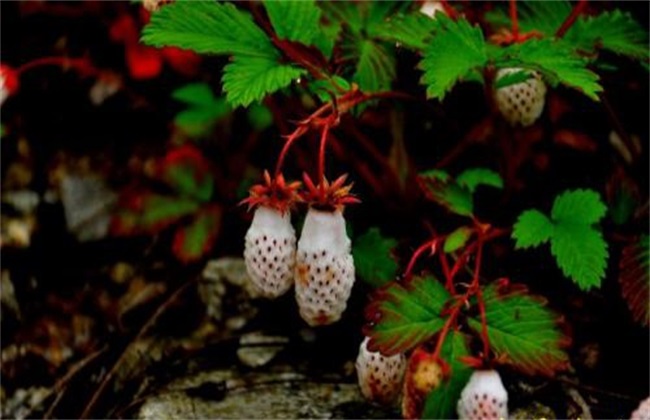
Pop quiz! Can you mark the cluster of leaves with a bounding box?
[111,145,221,262]
[141,1,647,113]
[364,276,569,417]
[513,189,608,291]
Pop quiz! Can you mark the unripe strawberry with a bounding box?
[457,370,508,420]
[494,67,547,127]
[244,205,296,298]
[356,337,406,406]
[402,347,444,419]
[295,207,354,326]
[631,396,650,420]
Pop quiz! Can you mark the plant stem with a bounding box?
[318,124,330,185]
[556,0,588,38]
[509,0,519,41]
[404,239,437,281]
[15,56,95,76]
[473,239,491,359]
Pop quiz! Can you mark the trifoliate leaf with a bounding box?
[353,228,399,288]
[173,205,222,262]
[551,189,607,225]
[420,14,488,100]
[417,171,473,217]
[158,146,214,202]
[513,210,554,249]
[421,332,472,419]
[222,55,306,107]
[550,222,608,290]
[365,276,450,356]
[565,10,649,60]
[352,39,396,92]
[142,2,275,57]
[503,39,602,100]
[444,226,473,253]
[456,168,504,192]
[264,0,322,46]
[468,282,569,376]
[619,235,649,326]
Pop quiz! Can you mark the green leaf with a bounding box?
[374,12,439,50]
[172,84,231,137]
[112,194,200,235]
[502,39,602,100]
[619,235,650,326]
[159,146,214,202]
[468,282,569,376]
[142,2,275,58]
[420,14,488,100]
[222,55,306,107]
[247,103,274,131]
[352,228,399,288]
[421,332,472,419]
[417,172,474,217]
[444,226,473,253]
[365,276,450,356]
[173,205,222,262]
[264,0,322,46]
[172,83,217,106]
[512,209,554,249]
[551,189,607,225]
[565,10,649,60]
[352,39,396,92]
[485,1,571,37]
[550,222,608,290]
[456,168,503,192]
[493,69,533,89]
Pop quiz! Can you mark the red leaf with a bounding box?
[553,129,598,152]
[126,44,163,80]
[110,14,139,44]
[173,205,222,263]
[619,235,649,326]
[157,145,214,201]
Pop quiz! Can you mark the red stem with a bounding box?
[438,251,455,294]
[556,0,588,38]
[404,239,437,281]
[15,56,95,76]
[318,124,330,185]
[509,0,520,40]
[439,0,458,20]
[473,238,491,359]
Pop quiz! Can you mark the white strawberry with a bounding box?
[295,207,355,326]
[631,396,650,420]
[457,370,508,420]
[494,67,547,127]
[356,337,406,406]
[244,205,296,298]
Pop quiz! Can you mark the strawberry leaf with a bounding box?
[420,14,488,100]
[173,205,222,263]
[264,0,322,46]
[551,189,607,226]
[444,226,473,253]
[468,282,570,376]
[352,39,396,93]
[565,10,649,60]
[141,2,274,57]
[364,276,450,356]
[222,55,305,107]
[512,210,554,249]
[352,228,399,288]
[158,146,214,202]
[172,83,230,137]
[550,222,608,290]
[619,235,650,326]
[421,332,472,419]
[417,171,473,217]
[456,168,503,193]
[485,1,571,37]
[111,194,200,235]
[373,12,439,50]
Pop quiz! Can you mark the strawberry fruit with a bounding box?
[494,67,547,127]
[356,337,406,406]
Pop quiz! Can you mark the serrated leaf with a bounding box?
[550,222,608,290]
[444,226,473,253]
[158,146,214,202]
[619,235,649,326]
[493,69,533,89]
[142,2,275,58]
[264,0,322,46]
[374,12,439,50]
[420,14,488,100]
[365,276,450,356]
[468,283,569,376]
[173,205,222,262]
[417,173,474,217]
[352,228,399,288]
[222,55,305,107]
[565,10,649,60]
[421,332,472,419]
[456,168,503,192]
[513,209,554,249]
[551,189,607,225]
[352,39,396,92]
[503,39,602,100]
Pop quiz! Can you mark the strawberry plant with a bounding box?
[1,0,647,418]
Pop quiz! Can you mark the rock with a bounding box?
[138,368,386,419]
[236,331,288,368]
[510,401,556,419]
